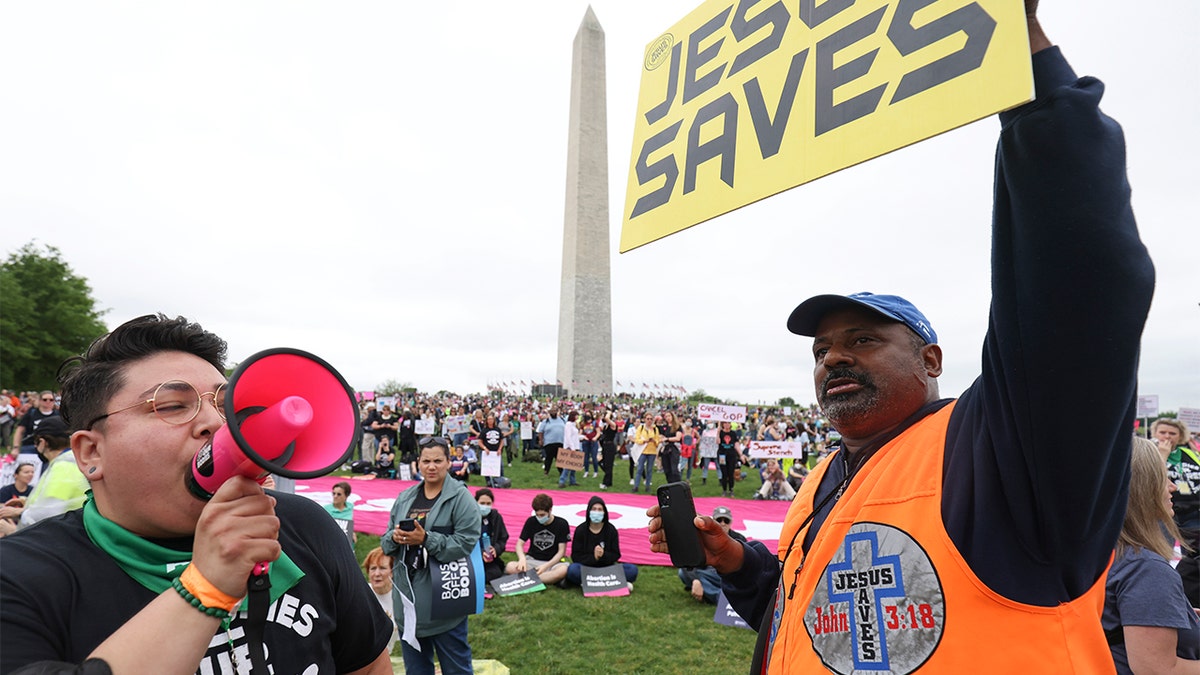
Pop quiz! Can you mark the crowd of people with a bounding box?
[346,390,838,500]
[2,9,1198,671]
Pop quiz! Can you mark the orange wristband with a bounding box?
[180,564,243,613]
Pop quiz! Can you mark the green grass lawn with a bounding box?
[347,449,761,673]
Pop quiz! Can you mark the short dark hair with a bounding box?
[475,488,494,502]
[57,314,227,432]
[531,493,552,512]
[333,481,352,496]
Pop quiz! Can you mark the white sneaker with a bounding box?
[630,479,635,486]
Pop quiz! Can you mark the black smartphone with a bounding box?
[396,518,416,532]
[656,482,706,568]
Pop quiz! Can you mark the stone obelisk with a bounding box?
[556,6,612,397]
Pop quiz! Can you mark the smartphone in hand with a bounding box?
[396,518,416,532]
[656,482,706,568]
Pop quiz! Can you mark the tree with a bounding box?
[778,396,796,407]
[374,379,413,396]
[1,242,108,391]
[686,388,723,404]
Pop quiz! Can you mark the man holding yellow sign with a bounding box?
[648,2,1156,672]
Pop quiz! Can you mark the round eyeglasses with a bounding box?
[85,380,226,430]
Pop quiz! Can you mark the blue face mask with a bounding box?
[588,511,604,524]
[478,504,492,516]
[536,514,551,525]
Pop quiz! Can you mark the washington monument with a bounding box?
[556,6,612,397]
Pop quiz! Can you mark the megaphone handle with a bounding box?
[245,566,272,673]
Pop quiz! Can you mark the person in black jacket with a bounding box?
[475,488,509,583]
[565,495,639,589]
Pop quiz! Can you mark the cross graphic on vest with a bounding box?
[825,531,905,669]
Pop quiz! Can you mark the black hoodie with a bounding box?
[570,496,621,567]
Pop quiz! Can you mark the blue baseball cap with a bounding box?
[786,292,937,344]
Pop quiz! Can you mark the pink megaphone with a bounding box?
[186,348,360,500]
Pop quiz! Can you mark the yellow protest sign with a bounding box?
[620,0,1033,253]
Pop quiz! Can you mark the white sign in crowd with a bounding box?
[746,441,806,459]
[696,403,746,423]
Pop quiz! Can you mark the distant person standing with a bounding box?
[11,391,59,455]
[559,412,580,488]
[538,407,566,477]
[598,410,618,490]
[632,413,660,494]
[360,402,380,463]
[1153,417,1200,603]
[478,412,505,488]
[716,421,740,498]
[382,437,481,675]
[0,391,15,452]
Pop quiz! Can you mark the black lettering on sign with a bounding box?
[631,121,684,218]
[888,0,996,103]
[798,0,854,30]
[646,42,683,125]
[815,7,887,136]
[862,638,877,660]
[744,48,808,159]
[684,93,738,193]
[729,0,789,77]
[683,6,734,105]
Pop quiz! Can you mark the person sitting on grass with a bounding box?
[565,495,638,590]
[678,506,749,604]
[754,458,796,501]
[476,488,509,583]
[505,492,569,586]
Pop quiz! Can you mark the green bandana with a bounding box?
[82,492,304,604]
[1167,446,1182,467]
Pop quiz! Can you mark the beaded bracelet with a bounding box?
[173,577,231,619]
[172,564,243,618]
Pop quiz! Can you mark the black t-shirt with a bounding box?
[407,490,439,526]
[17,409,59,449]
[718,429,740,454]
[518,515,570,562]
[0,493,392,673]
[361,409,381,434]
[374,413,397,444]
[480,425,504,453]
[0,483,32,503]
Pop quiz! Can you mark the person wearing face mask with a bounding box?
[15,416,87,529]
[475,488,509,583]
[505,493,569,586]
[565,496,638,590]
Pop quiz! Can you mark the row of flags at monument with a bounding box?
[485,380,689,394]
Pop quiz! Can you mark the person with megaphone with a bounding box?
[0,314,395,674]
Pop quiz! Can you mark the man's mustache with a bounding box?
[820,368,871,396]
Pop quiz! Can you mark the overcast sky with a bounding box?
[2,2,1196,413]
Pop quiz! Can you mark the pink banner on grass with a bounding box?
[295,476,792,567]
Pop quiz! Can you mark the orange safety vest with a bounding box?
[765,403,1113,674]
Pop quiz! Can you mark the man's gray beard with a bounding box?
[819,386,881,431]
